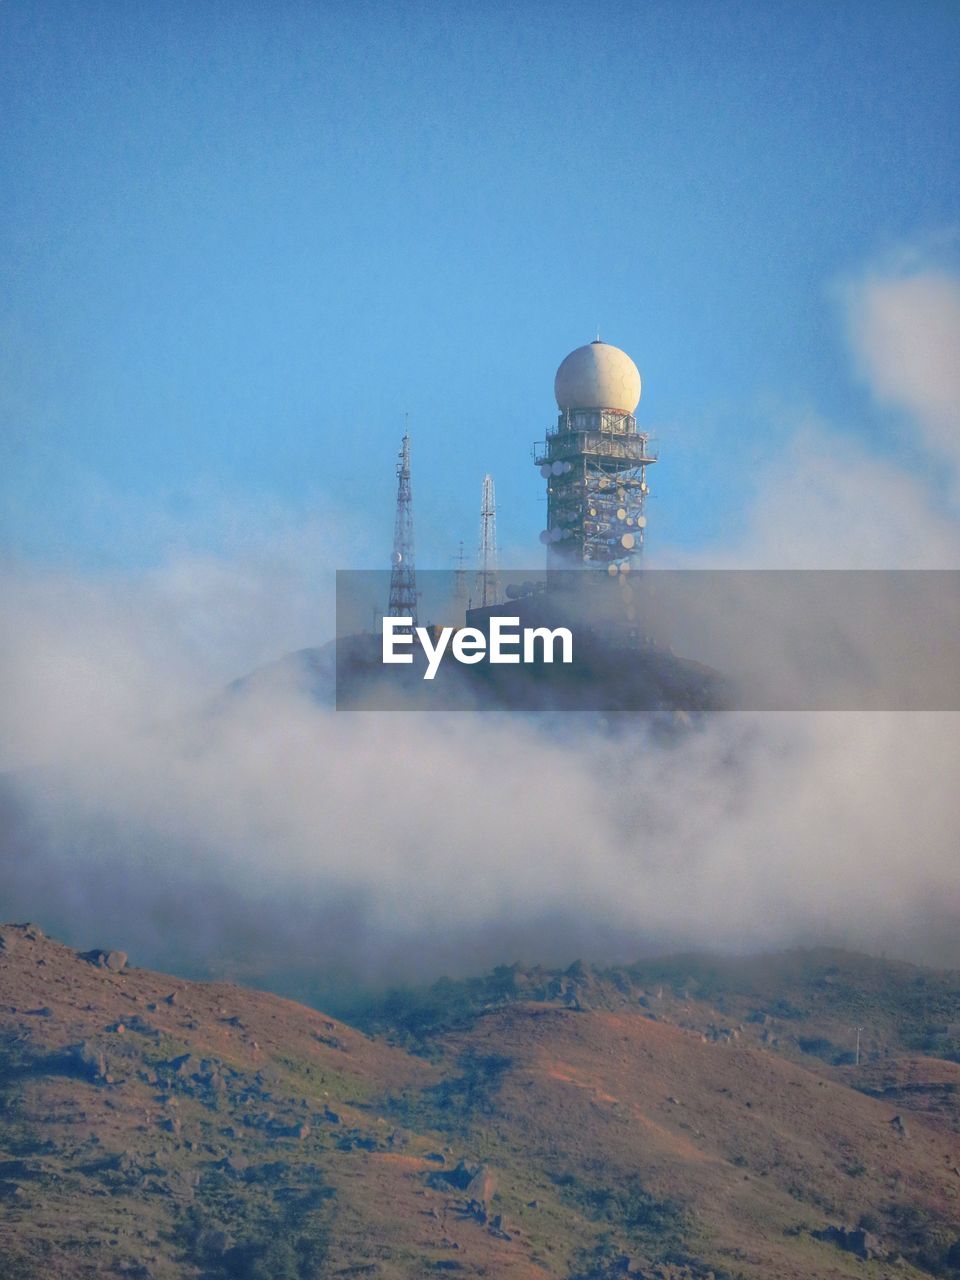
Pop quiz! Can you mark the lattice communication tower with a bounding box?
[387,432,417,626]
[475,473,501,608]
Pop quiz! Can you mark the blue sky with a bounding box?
[2,0,959,571]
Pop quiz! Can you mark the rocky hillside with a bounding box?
[1,923,959,1279]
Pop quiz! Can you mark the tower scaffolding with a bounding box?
[534,341,657,575]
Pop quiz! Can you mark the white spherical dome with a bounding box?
[554,340,641,413]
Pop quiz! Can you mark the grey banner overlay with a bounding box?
[335,570,960,711]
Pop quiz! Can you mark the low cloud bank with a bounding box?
[2,658,958,988]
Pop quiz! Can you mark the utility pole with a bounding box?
[387,432,417,627]
[453,540,468,617]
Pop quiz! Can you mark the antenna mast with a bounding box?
[388,432,417,626]
[453,540,468,616]
[476,473,501,608]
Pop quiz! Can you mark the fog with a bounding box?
[1,260,959,996]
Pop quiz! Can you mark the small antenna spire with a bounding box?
[450,541,468,621]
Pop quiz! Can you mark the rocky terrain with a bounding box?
[1,923,959,1279]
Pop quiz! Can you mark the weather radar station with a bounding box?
[383,336,657,627]
[537,339,657,573]
[369,334,664,690]
[340,334,710,707]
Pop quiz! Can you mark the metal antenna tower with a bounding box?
[476,473,501,608]
[387,432,417,626]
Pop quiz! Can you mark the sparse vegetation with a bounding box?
[551,1167,689,1259]
[176,1197,331,1279]
[885,1203,960,1277]
[2,924,959,1279]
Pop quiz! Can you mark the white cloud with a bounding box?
[659,255,960,570]
[847,267,960,489]
[670,416,960,569]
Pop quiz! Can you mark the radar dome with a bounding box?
[554,340,641,413]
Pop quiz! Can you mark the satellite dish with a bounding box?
[391,550,402,565]
[620,532,635,549]
[607,563,618,576]
[522,580,536,594]
[539,464,552,478]
[550,527,563,542]
[539,529,551,544]
[636,515,647,528]
[551,460,564,476]
[505,584,520,599]
[562,461,572,473]
[616,507,627,521]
